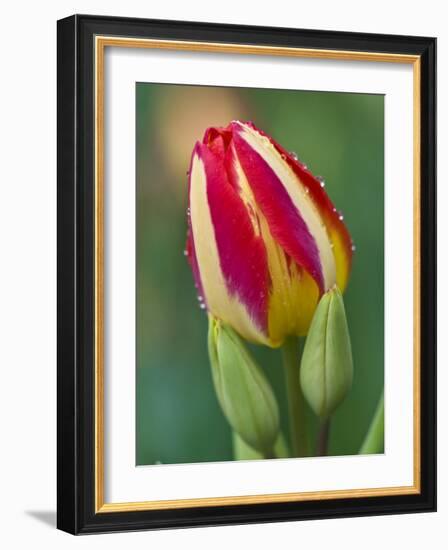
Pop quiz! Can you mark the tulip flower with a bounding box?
[186,121,353,348]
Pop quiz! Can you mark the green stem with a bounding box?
[282,337,309,457]
[317,418,331,456]
[359,391,384,454]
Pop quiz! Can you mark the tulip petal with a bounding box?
[188,142,271,345]
[231,122,337,295]
[224,141,319,343]
[241,122,353,292]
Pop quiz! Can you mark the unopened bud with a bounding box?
[300,286,353,418]
[208,316,280,455]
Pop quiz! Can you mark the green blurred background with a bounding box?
[136,83,384,465]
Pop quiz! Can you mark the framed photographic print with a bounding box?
[57,14,436,534]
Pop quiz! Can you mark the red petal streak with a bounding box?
[244,122,353,286]
[232,127,325,294]
[197,142,270,334]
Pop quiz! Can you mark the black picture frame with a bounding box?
[57,14,436,535]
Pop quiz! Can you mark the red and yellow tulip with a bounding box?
[186,121,353,348]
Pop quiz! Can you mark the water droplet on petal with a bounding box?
[183,249,188,256]
[304,187,309,194]
[290,151,298,160]
[333,207,337,212]
[199,303,206,310]
[339,213,344,221]
[351,244,356,252]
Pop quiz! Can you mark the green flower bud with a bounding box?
[208,316,280,456]
[300,286,353,418]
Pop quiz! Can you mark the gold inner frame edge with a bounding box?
[94,35,421,513]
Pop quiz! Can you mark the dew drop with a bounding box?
[199,303,206,310]
[304,188,309,194]
[290,151,298,160]
[186,207,191,217]
[351,244,356,252]
[339,213,344,221]
[183,249,188,256]
[333,207,337,212]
